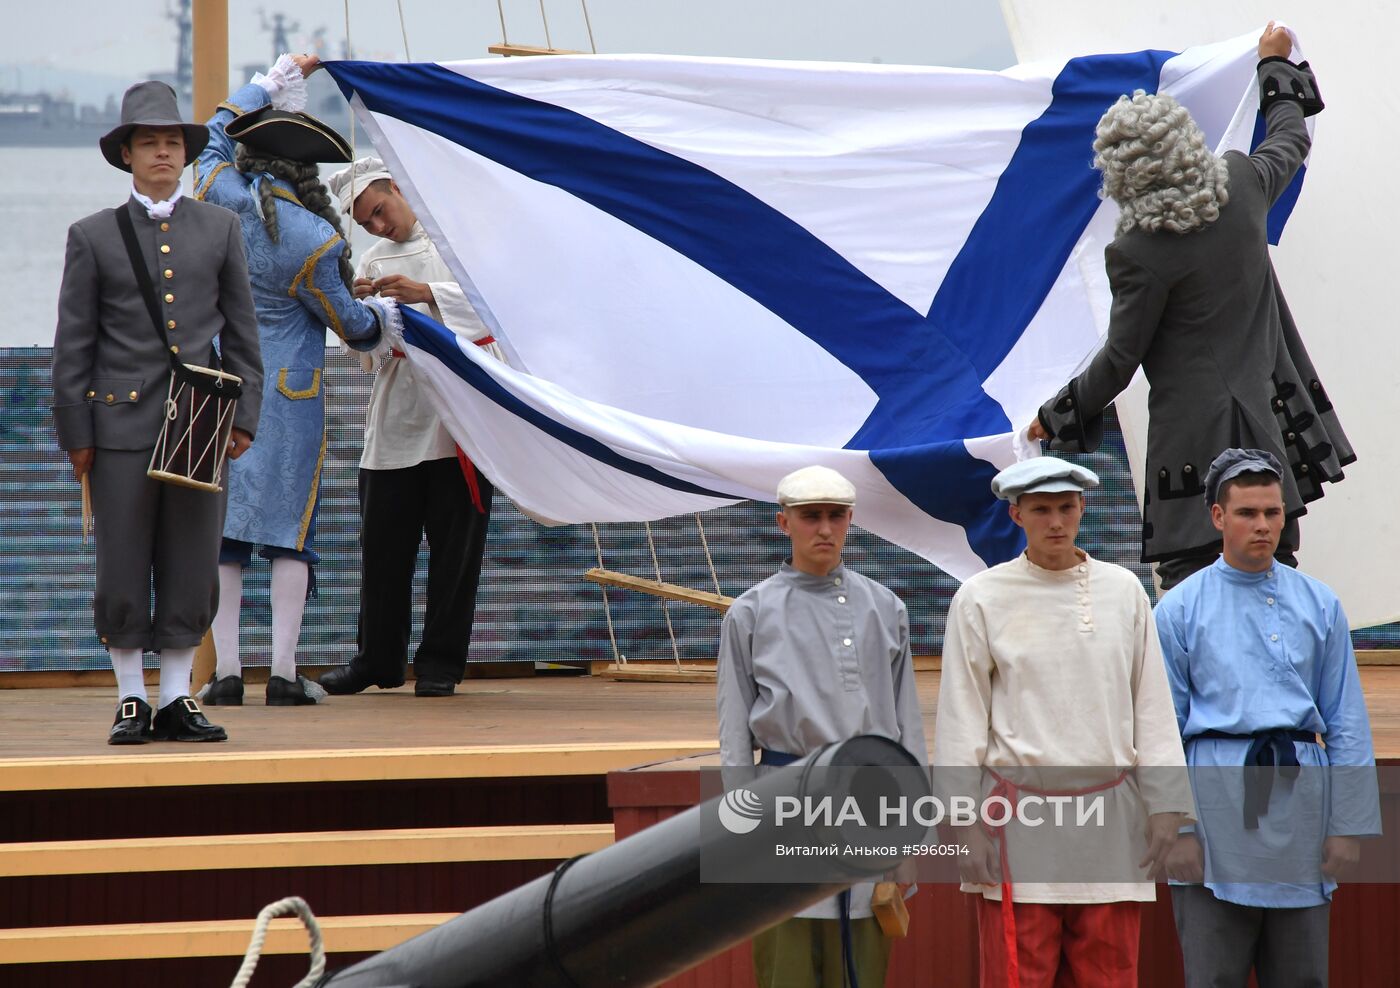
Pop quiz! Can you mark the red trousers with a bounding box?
[976,897,1140,988]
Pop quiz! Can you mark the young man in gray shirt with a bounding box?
[717,465,925,987]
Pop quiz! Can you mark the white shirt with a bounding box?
[934,551,1192,903]
[354,222,504,470]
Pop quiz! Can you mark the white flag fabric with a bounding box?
[323,32,1305,580]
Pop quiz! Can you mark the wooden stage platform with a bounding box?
[3,669,1400,985]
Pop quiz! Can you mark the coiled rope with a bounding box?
[229,895,326,988]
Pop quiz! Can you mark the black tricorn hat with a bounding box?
[99,81,209,172]
[225,105,353,164]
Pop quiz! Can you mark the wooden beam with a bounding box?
[0,741,717,793]
[189,3,230,697]
[584,568,734,613]
[191,0,228,120]
[488,43,582,57]
[0,824,614,878]
[603,665,717,684]
[0,913,457,964]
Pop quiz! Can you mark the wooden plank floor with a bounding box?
[4,669,1399,772]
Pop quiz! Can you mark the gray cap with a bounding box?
[991,457,1099,502]
[776,465,856,507]
[1204,448,1283,505]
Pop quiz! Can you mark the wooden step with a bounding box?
[583,568,734,612]
[0,741,717,793]
[0,913,457,964]
[0,823,614,878]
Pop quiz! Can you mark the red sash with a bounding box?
[983,769,1131,988]
[389,336,497,513]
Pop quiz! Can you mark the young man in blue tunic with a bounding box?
[1156,448,1381,987]
[717,465,925,988]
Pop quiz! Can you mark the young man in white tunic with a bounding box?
[717,465,926,988]
[934,457,1192,988]
[320,158,506,697]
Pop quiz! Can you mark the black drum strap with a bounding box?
[114,205,180,371]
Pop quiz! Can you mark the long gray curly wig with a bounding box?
[234,145,355,289]
[1093,90,1230,236]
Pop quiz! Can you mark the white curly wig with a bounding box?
[1093,90,1230,236]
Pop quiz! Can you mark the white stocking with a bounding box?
[270,557,309,682]
[110,647,146,703]
[213,563,243,678]
[158,646,195,708]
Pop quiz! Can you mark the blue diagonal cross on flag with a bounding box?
[324,30,1305,579]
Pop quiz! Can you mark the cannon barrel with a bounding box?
[319,734,928,987]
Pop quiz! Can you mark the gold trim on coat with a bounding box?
[276,368,322,400]
[295,430,328,552]
[194,161,232,201]
[289,234,347,340]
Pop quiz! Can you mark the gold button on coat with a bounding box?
[160,222,170,232]
[128,390,138,400]
[85,390,95,399]
[170,345,180,354]
[160,244,171,254]
[163,269,173,279]
[167,320,176,330]
[165,293,174,303]
[104,394,114,404]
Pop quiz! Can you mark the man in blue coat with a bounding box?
[197,54,397,707]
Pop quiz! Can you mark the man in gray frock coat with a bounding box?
[1032,24,1351,589]
[52,80,262,743]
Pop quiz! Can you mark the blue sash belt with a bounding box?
[1190,728,1316,830]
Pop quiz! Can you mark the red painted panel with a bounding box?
[609,760,1400,987]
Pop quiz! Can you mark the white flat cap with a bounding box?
[325,155,395,215]
[991,457,1099,502]
[777,466,856,507]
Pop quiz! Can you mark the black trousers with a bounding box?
[352,457,492,684]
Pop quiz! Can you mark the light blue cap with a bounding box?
[991,457,1099,502]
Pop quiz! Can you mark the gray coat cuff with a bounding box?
[1258,57,1323,117]
[53,402,94,450]
[1038,381,1103,454]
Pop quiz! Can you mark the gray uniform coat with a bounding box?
[1039,59,1351,563]
[52,197,262,451]
[52,195,262,649]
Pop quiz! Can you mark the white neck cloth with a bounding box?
[131,183,184,220]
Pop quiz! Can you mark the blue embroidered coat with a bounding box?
[196,83,384,555]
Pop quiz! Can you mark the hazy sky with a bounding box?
[3,0,1014,100]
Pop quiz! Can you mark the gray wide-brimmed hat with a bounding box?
[99,81,208,172]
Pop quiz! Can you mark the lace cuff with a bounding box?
[251,54,308,112]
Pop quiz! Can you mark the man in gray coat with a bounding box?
[52,80,262,743]
[1031,24,1351,590]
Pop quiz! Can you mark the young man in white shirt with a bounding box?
[321,159,505,697]
[935,457,1191,988]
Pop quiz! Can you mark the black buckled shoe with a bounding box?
[414,675,457,697]
[108,697,153,745]
[152,696,228,742]
[267,674,321,706]
[319,663,397,695]
[203,674,244,706]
